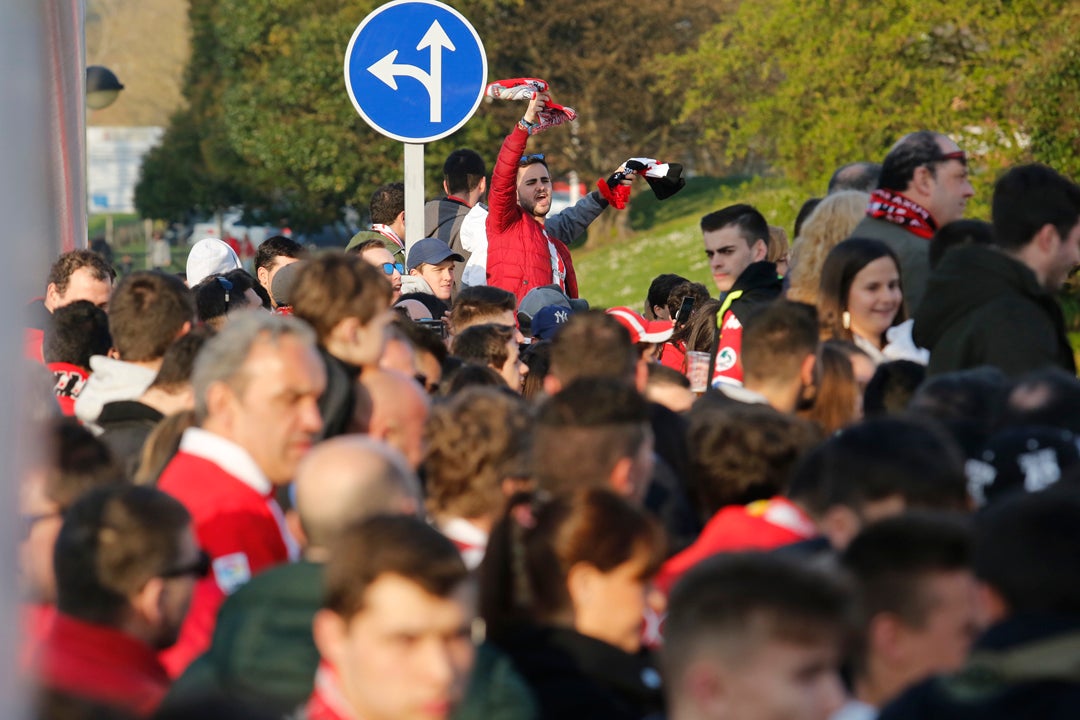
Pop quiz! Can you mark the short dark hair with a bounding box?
[443,149,486,196]
[47,249,115,296]
[700,203,769,248]
[193,274,259,326]
[450,323,515,371]
[43,300,111,369]
[878,131,957,191]
[291,251,392,341]
[929,219,994,269]
[794,197,823,239]
[322,515,467,619]
[370,182,406,226]
[44,419,125,509]
[863,360,926,418]
[54,485,191,626]
[788,416,969,519]
[450,285,516,333]
[108,271,195,362]
[741,300,819,386]
[999,367,1080,435]
[842,513,973,671]
[254,236,306,277]
[664,553,851,687]
[533,378,650,496]
[991,163,1080,251]
[974,489,1080,615]
[549,311,636,385]
[828,162,882,194]
[646,274,687,317]
[149,326,214,392]
[664,281,711,325]
[227,268,271,310]
[908,367,1010,455]
[687,403,822,516]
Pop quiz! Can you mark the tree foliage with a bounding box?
[659,0,1076,194]
[136,0,721,230]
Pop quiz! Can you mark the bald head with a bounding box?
[293,436,420,556]
[360,368,431,470]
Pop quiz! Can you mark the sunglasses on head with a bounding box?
[935,150,967,165]
[216,276,234,311]
[519,153,546,167]
[380,262,405,276]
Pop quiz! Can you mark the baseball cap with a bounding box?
[271,260,305,307]
[531,304,575,340]
[186,238,242,286]
[965,425,1080,508]
[406,238,464,271]
[518,284,589,321]
[606,306,674,344]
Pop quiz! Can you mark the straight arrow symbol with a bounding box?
[367,20,455,123]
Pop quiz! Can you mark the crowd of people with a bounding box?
[19,89,1080,720]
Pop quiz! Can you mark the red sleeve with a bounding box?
[486,127,529,234]
[159,508,288,677]
[713,310,744,385]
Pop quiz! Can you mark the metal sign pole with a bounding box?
[404,142,425,253]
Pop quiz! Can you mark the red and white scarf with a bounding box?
[867,189,937,240]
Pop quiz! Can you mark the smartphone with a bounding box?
[417,318,448,339]
[675,296,695,328]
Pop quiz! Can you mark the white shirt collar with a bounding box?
[179,427,272,497]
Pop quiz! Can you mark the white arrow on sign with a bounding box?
[367,20,456,123]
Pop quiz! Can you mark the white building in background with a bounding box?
[87,126,163,214]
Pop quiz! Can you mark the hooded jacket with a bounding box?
[912,245,1075,378]
[73,355,158,426]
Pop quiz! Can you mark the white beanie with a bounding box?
[186,238,242,286]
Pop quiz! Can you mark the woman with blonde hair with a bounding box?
[786,190,869,305]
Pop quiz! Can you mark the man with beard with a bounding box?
[37,485,203,717]
[485,91,626,301]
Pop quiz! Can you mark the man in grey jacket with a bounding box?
[849,132,974,311]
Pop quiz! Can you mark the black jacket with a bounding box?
[496,624,664,720]
[880,614,1080,720]
[724,261,783,326]
[315,346,362,440]
[913,245,1075,378]
[97,400,164,479]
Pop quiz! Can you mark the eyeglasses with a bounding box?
[160,550,211,580]
[519,153,546,166]
[380,262,405,276]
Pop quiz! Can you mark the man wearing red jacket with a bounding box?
[157,312,326,677]
[485,92,625,302]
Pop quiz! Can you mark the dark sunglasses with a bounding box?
[380,262,405,276]
[519,153,546,166]
[160,550,211,580]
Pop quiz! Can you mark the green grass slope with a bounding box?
[575,176,809,309]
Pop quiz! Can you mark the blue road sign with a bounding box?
[344,0,487,143]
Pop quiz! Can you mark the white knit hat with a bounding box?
[186,238,242,286]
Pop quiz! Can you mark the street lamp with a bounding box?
[86,65,124,110]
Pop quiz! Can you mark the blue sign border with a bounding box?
[343,0,488,143]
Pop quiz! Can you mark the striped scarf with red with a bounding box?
[867,189,937,239]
